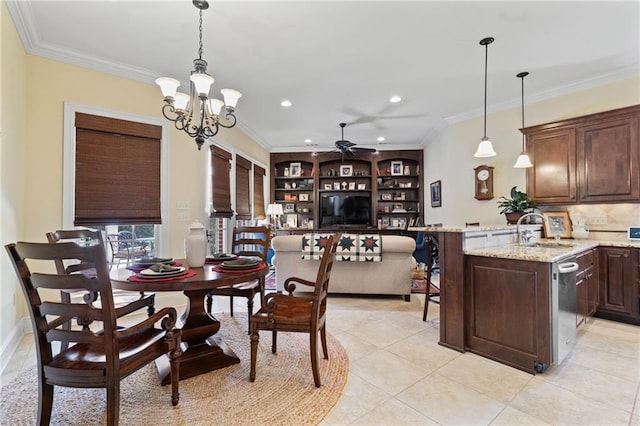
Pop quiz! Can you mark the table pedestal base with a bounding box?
[156,335,240,385]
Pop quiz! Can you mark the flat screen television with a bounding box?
[320,194,371,227]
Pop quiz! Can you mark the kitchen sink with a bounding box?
[519,241,575,248]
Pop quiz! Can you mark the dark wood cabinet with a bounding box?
[523,105,640,205]
[526,129,577,204]
[465,255,551,373]
[597,246,639,325]
[577,117,639,202]
[270,150,423,230]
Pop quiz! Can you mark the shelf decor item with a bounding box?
[290,162,302,177]
[391,161,403,176]
[340,165,353,177]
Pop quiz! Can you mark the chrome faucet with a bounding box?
[516,213,547,244]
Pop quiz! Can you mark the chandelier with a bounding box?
[155,0,242,150]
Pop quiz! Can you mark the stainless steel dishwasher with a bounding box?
[551,257,579,366]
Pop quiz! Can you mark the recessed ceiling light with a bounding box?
[280,100,292,107]
[377,136,385,142]
[389,95,402,103]
[304,139,312,144]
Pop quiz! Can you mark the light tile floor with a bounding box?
[2,292,639,425]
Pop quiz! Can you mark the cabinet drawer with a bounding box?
[576,249,594,271]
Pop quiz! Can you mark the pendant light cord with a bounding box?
[483,43,488,139]
[521,75,525,150]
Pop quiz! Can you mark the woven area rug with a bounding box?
[0,313,348,426]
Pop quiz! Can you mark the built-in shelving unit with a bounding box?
[270,150,423,230]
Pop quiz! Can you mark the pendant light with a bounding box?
[474,37,497,158]
[513,71,533,168]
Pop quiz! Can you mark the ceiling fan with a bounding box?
[328,123,376,158]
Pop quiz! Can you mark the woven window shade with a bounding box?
[235,155,252,220]
[253,165,266,220]
[210,145,234,218]
[74,113,161,226]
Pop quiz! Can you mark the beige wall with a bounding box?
[1,2,28,363]
[423,76,640,227]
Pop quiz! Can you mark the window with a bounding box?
[63,103,169,256]
[74,113,161,226]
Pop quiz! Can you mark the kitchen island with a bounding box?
[410,225,639,374]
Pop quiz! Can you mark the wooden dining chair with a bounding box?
[250,233,340,388]
[5,239,181,426]
[206,225,271,332]
[46,229,156,351]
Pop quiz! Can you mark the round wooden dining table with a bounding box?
[110,260,269,385]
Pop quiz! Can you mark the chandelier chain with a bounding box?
[198,9,204,60]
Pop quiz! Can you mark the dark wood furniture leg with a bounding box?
[156,288,239,385]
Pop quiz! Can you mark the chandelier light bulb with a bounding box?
[155,77,180,99]
[190,73,215,97]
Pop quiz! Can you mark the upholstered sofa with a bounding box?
[271,233,416,301]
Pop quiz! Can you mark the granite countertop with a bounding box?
[408,225,540,233]
[465,239,640,263]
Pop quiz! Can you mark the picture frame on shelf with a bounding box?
[430,180,442,207]
[289,162,302,177]
[384,206,390,213]
[381,193,392,201]
[393,203,404,211]
[284,203,296,213]
[340,165,353,177]
[333,182,341,190]
[324,183,332,190]
[357,183,366,190]
[299,193,309,201]
[348,182,356,190]
[382,217,390,226]
[391,161,403,176]
[541,211,572,239]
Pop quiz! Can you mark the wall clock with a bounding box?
[474,165,494,200]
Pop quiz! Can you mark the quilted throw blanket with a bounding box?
[302,233,382,262]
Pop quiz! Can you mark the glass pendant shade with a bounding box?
[173,92,190,111]
[156,77,180,98]
[474,137,497,158]
[221,89,242,108]
[513,152,533,168]
[207,98,225,115]
[190,73,215,96]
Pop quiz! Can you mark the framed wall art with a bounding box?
[430,180,442,207]
[391,161,403,176]
[541,211,572,239]
[340,165,353,177]
[289,162,301,177]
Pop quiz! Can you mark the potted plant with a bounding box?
[497,186,537,224]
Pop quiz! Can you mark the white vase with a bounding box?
[185,222,207,267]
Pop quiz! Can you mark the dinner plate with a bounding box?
[138,266,186,277]
[208,254,238,262]
[220,258,261,270]
[133,257,174,267]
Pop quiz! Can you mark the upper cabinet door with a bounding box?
[577,117,639,202]
[526,128,577,204]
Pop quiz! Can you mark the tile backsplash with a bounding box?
[543,203,640,240]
